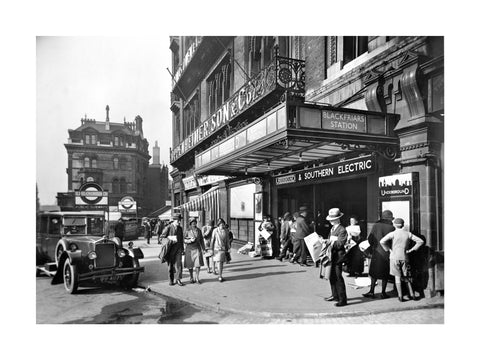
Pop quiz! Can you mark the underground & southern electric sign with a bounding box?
[75,182,108,208]
[275,155,376,187]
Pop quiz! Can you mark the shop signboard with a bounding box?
[197,175,230,186]
[182,176,198,191]
[274,155,376,187]
[75,182,108,209]
[378,172,419,232]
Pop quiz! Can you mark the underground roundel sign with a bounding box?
[119,196,135,210]
[75,182,108,206]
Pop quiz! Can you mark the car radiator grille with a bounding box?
[95,243,116,268]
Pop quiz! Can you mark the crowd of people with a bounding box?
[141,205,425,307]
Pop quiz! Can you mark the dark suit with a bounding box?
[160,223,184,282]
[329,224,348,303]
[292,215,311,264]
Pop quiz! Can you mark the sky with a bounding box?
[36,36,172,205]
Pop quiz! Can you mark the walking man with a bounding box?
[291,206,311,266]
[160,214,185,286]
[324,208,348,307]
[114,218,125,247]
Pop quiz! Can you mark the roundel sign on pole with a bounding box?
[75,182,109,208]
[119,196,137,213]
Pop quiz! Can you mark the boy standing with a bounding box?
[380,218,424,302]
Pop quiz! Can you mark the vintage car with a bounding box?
[37,211,144,294]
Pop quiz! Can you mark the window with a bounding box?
[91,134,96,145]
[343,36,368,65]
[113,157,119,169]
[207,58,231,116]
[112,178,120,193]
[120,158,126,170]
[120,178,127,193]
[85,135,90,144]
[114,137,119,146]
[84,157,90,168]
[91,159,97,168]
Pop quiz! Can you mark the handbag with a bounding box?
[225,251,231,263]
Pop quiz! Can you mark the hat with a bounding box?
[189,218,198,225]
[172,214,182,221]
[326,208,344,221]
[217,218,226,226]
[299,206,308,212]
[381,210,393,220]
[393,218,404,226]
[283,212,292,221]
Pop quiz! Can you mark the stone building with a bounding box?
[169,36,443,296]
[144,141,170,216]
[62,105,151,215]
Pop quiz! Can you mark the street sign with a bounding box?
[119,196,137,213]
[75,182,108,207]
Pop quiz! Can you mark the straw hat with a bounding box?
[326,208,344,221]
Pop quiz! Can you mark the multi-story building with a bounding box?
[62,105,151,215]
[144,141,170,215]
[169,36,443,296]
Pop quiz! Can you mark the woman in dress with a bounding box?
[363,210,395,299]
[211,218,231,282]
[184,218,206,284]
[201,220,215,273]
[345,215,365,277]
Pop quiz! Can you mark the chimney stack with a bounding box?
[153,140,160,165]
[105,105,110,131]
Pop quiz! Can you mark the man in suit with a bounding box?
[324,208,348,307]
[291,206,312,266]
[160,214,185,286]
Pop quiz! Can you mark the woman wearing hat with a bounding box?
[324,208,348,307]
[184,218,206,284]
[210,218,231,282]
[363,210,395,299]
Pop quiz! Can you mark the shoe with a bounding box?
[380,293,390,299]
[362,292,375,298]
[218,277,224,282]
[169,281,174,286]
[176,280,184,286]
[207,269,212,274]
[190,277,195,284]
[277,257,283,262]
[299,263,306,267]
[196,279,202,284]
[334,301,347,307]
[407,295,419,301]
[214,270,218,275]
[398,297,405,302]
[324,296,337,302]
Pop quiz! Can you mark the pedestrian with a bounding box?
[211,218,231,282]
[363,210,395,299]
[144,218,152,244]
[259,215,276,258]
[114,218,125,247]
[159,214,185,286]
[154,218,165,244]
[201,219,215,273]
[225,224,234,263]
[184,218,206,284]
[324,208,348,307]
[345,215,365,277]
[277,212,293,261]
[380,218,424,302]
[289,212,298,261]
[291,206,311,266]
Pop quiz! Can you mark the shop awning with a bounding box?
[175,186,220,212]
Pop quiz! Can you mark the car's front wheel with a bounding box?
[120,257,140,290]
[63,258,79,294]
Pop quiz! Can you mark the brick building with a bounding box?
[61,105,151,216]
[169,36,443,296]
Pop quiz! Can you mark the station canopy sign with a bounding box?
[275,155,376,187]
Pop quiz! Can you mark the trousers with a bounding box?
[168,248,183,281]
[280,238,293,258]
[329,261,347,303]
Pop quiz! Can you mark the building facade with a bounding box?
[169,36,443,296]
[62,105,151,216]
[145,141,170,216]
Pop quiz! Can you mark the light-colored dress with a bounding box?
[184,227,205,268]
[211,227,230,262]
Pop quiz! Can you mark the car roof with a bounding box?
[39,211,105,217]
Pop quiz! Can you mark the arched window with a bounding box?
[112,178,120,194]
[120,178,127,193]
[91,134,96,145]
[91,159,97,168]
[84,157,90,168]
[114,137,119,146]
[113,157,119,169]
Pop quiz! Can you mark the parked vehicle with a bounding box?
[36,211,144,294]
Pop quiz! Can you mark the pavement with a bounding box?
[133,238,444,319]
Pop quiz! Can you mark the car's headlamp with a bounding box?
[69,243,78,251]
[117,249,126,258]
[88,251,97,260]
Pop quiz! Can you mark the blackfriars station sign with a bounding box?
[274,155,376,187]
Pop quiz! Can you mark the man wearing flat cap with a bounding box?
[324,208,348,307]
[160,214,185,286]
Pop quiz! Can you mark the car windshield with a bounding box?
[62,216,104,236]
